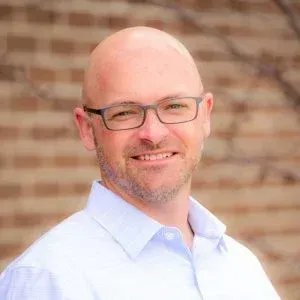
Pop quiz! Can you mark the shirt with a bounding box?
[0,181,280,299]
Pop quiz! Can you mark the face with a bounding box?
[76,44,213,205]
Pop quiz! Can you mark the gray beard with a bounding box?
[94,137,200,205]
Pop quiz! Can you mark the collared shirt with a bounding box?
[0,181,280,299]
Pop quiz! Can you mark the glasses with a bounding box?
[83,96,203,131]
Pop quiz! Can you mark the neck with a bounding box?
[102,178,194,249]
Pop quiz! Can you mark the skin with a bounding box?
[74,27,213,248]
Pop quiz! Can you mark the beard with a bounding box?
[94,136,201,205]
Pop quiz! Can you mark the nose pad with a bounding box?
[137,109,169,144]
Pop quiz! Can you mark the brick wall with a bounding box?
[0,1,299,299]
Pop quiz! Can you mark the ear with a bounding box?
[73,107,96,151]
[202,92,213,138]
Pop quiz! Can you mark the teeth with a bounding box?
[137,152,173,161]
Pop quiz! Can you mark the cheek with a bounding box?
[173,121,205,150]
[100,131,130,161]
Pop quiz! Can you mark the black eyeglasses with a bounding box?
[83,96,203,131]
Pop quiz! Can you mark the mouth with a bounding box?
[131,152,177,161]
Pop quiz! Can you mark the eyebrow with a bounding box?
[160,93,187,101]
[118,101,137,105]
[112,94,188,106]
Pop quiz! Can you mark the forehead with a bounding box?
[86,40,201,106]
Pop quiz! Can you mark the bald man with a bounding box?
[0,27,280,299]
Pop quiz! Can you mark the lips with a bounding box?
[132,152,176,161]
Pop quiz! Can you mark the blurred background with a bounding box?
[0,0,299,299]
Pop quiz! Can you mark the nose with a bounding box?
[136,109,170,145]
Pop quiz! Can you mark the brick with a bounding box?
[95,16,108,27]
[0,243,23,259]
[230,136,300,157]
[0,111,73,127]
[251,255,300,284]
[180,20,212,35]
[199,159,300,187]
[32,183,89,197]
[193,162,261,187]
[31,126,74,140]
[6,35,36,52]
[212,110,300,135]
[194,50,230,62]
[14,195,85,215]
[228,1,277,13]
[0,139,87,156]
[0,183,21,198]
[54,155,79,166]
[73,183,90,195]
[0,4,13,19]
[218,209,300,236]
[107,15,129,28]
[50,82,81,100]
[34,183,60,197]
[0,154,9,169]
[71,68,84,83]
[169,0,281,13]
[30,67,55,83]
[2,166,97,185]
[0,64,16,81]
[232,37,299,57]
[127,0,147,3]
[192,185,300,210]
[251,235,300,260]
[51,39,74,54]
[10,97,39,111]
[0,126,20,139]
[212,88,292,110]
[68,12,95,27]
[13,155,42,168]
[144,20,165,30]
[0,227,31,244]
[11,212,66,227]
[51,98,79,111]
[80,156,97,166]
[26,5,57,24]
[204,137,230,159]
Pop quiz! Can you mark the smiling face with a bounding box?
[75,27,213,205]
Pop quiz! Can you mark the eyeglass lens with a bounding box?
[103,97,198,130]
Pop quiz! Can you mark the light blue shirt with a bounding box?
[0,181,280,299]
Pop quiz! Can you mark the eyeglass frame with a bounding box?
[83,96,204,131]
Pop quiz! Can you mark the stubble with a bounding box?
[94,137,200,205]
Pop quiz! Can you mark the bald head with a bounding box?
[83,26,202,106]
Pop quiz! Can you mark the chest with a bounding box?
[84,251,254,300]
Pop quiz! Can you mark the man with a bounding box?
[0,27,280,299]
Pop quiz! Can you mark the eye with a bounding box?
[166,103,185,110]
[113,110,136,117]
[106,107,141,121]
[163,101,189,111]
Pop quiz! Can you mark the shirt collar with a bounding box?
[189,197,228,251]
[85,181,227,259]
[85,181,163,259]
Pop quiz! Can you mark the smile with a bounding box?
[133,152,175,161]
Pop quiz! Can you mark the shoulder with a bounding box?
[222,234,281,299]
[222,234,265,270]
[1,209,116,274]
[0,210,115,299]
[223,234,258,258]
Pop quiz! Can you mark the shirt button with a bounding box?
[164,231,175,241]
